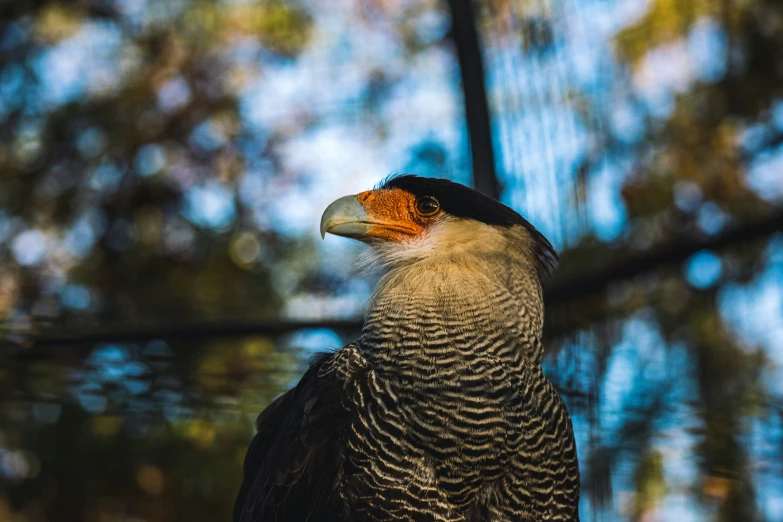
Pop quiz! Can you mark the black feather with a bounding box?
[381,174,558,277]
[234,353,348,522]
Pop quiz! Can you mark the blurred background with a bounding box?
[0,0,782,520]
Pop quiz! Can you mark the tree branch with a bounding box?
[545,208,783,303]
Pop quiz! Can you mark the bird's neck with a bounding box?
[361,252,545,367]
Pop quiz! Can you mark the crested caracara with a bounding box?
[234,175,580,522]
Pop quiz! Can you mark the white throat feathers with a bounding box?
[361,217,549,363]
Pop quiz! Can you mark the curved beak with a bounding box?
[320,195,372,239]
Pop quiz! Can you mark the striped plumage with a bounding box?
[235,175,580,521]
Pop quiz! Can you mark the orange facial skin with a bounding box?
[357,189,443,242]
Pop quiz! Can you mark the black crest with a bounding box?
[380,174,558,277]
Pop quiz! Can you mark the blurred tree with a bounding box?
[0,0,320,330]
[0,1,320,520]
[528,0,783,519]
[2,0,783,521]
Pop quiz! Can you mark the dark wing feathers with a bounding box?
[233,391,292,521]
[233,353,347,522]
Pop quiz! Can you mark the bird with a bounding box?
[234,175,580,522]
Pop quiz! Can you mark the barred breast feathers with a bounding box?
[344,213,580,520]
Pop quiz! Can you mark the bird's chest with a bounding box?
[342,355,527,513]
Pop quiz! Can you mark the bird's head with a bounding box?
[320,175,557,280]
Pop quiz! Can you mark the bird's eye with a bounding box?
[415,196,440,216]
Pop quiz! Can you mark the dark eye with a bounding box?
[415,196,440,216]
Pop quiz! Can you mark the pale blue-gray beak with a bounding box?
[320,195,372,239]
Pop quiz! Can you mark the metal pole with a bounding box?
[446,0,500,200]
